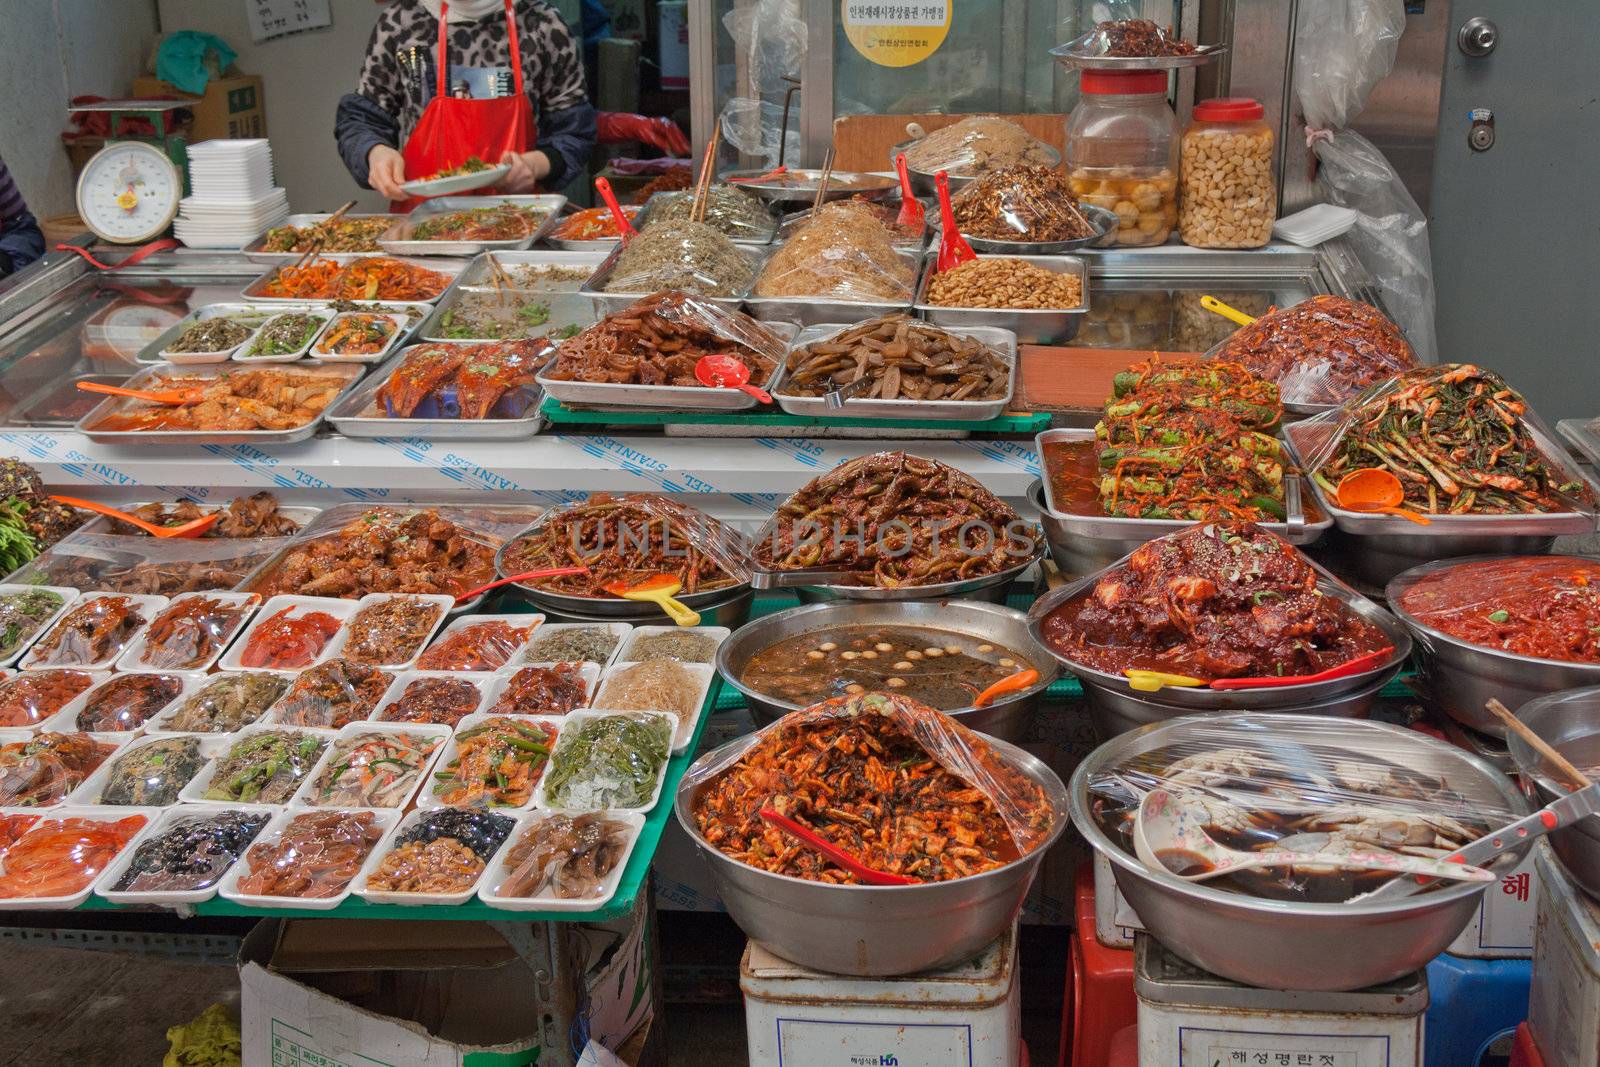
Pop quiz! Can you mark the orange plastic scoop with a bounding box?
[594,176,638,243]
[694,354,771,404]
[1336,468,1432,526]
[50,495,219,538]
[972,668,1039,708]
[76,380,206,405]
[602,574,700,627]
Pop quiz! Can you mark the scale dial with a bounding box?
[75,141,181,244]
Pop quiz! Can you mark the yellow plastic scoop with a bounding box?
[1200,295,1260,328]
[603,574,701,627]
[1125,669,1205,693]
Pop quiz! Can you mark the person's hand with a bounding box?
[367,145,407,200]
[501,150,552,192]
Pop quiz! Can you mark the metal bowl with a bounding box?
[1026,560,1411,719]
[530,586,754,629]
[1507,686,1600,901]
[719,169,898,204]
[1072,712,1530,990]
[675,729,1069,975]
[1386,555,1600,736]
[756,539,1044,606]
[1079,671,1391,740]
[714,599,1059,742]
[958,205,1119,255]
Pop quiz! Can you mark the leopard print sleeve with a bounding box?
[525,5,587,114]
[356,7,413,124]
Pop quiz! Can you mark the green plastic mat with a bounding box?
[540,396,1051,433]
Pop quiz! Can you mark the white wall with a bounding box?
[157,0,389,213]
[0,0,160,216]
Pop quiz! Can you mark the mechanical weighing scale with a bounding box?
[69,100,191,245]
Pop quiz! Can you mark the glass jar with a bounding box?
[1179,97,1276,249]
[1065,70,1179,248]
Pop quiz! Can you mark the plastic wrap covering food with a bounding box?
[627,630,718,663]
[0,670,93,727]
[260,257,452,302]
[0,814,146,899]
[0,589,66,659]
[380,677,481,726]
[235,810,384,898]
[778,316,1010,402]
[543,713,671,810]
[239,606,341,669]
[368,809,515,894]
[545,291,785,388]
[417,620,535,671]
[302,731,440,808]
[778,200,923,246]
[202,731,328,805]
[1084,718,1519,901]
[1396,556,1600,664]
[1039,522,1394,681]
[1209,295,1415,407]
[1090,357,1287,521]
[1299,364,1595,515]
[138,595,253,669]
[165,673,288,732]
[502,493,749,598]
[1067,19,1197,57]
[375,340,552,420]
[642,185,775,241]
[110,810,270,893]
[603,222,752,297]
[499,813,631,898]
[250,506,530,599]
[28,595,148,667]
[341,597,444,665]
[752,214,913,302]
[272,660,393,729]
[755,452,1038,587]
[79,673,184,732]
[522,626,618,665]
[433,718,558,808]
[11,532,294,596]
[692,692,1051,883]
[595,659,700,727]
[0,732,117,806]
[98,737,205,805]
[0,815,37,850]
[315,313,398,356]
[949,165,1097,244]
[85,367,351,434]
[900,117,1057,177]
[489,664,589,715]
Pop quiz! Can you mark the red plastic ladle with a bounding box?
[894,153,925,230]
[759,807,917,886]
[594,177,638,243]
[934,170,975,273]
[1336,467,1432,527]
[694,354,772,404]
[1207,647,1395,690]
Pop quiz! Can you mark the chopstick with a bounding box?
[810,147,836,220]
[1486,698,1594,790]
[485,255,514,305]
[691,122,722,224]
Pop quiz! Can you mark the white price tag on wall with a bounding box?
[246,0,333,43]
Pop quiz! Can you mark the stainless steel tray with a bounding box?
[914,253,1089,344]
[75,361,365,446]
[718,168,897,203]
[891,139,1062,197]
[1048,39,1227,70]
[325,344,546,440]
[578,243,765,318]
[536,319,800,411]
[242,213,405,263]
[777,200,929,250]
[379,195,568,256]
[10,373,126,426]
[771,321,1016,421]
[453,249,609,290]
[958,205,1119,254]
[422,288,598,344]
[634,190,778,247]
[136,303,313,364]
[241,256,469,305]
[544,203,642,252]
[1559,417,1600,471]
[744,246,922,327]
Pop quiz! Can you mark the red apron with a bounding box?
[395,0,536,211]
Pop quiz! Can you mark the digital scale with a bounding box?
[70,100,190,245]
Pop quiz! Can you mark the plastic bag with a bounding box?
[1053,17,1198,59]
[0,732,115,806]
[754,451,1038,587]
[1394,555,1600,664]
[1294,0,1436,360]
[637,185,776,242]
[134,594,254,670]
[949,165,1100,244]
[376,676,482,727]
[688,691,1053,879]
[1083,715,1519,901]
[1294,363,1597,516]
[1036,522,1398,681]
[26,593,152,668]
[12,531,295,596]
[718,0,807,169]
[1207,294,1414,408]
[777,316,1011,404]
[778,199,924,246]
[899,117,1058,177]
[97,736,205,805]
[77,673,185,732]
[163,673,288,733]
[417,619,538,671]
[501,490,753,596]
[602,222,752,297]
[0,671,96,728]
[595,112,691,156]
[235,810,384,899]
[273,661,394,729]
[751,215,916,302]
[116,811,271,895]
[201,731,328,805]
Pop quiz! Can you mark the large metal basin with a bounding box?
[1316,526,1557,598]
[1073,713,1530,990]
[715,599,1059,743]
[1386,555,1600,736]
[1079,671,1390,740]
[1507,686,1600,901]
[676,730,1069,975]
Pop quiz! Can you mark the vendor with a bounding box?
[0,155,44,279]
[336,0,596,203]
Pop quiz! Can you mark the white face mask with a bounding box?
[418,0,510,24]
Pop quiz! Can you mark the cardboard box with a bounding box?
[131,73,266,142]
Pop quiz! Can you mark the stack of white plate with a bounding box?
[173,139,290,248]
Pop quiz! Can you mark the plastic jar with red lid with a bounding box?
[1179,97,1276,248]
[1065,70,1178,247]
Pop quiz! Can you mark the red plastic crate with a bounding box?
[1511,1022,1547,1067]
[1059,864,1137,1067]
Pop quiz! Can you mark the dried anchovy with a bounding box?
[950,165,1095,243]
[644,185,775,239]
[246,314,324,357]
[168,318,252,354]
[779,315,1008,402]
[605,221,752,296]
[626,630,718,663]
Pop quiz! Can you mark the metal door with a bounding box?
[1430,1,1600,419]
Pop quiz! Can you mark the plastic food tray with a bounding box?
[114,591,263,674]
[288,721,451,811]
[234,309,335,363]
[139,303,306,365]
[416,711,563,814]
[217,595,360,673]
[771,321,1017,422]
[0,807,159,911]
[321,593,456,669]
[593,660,714,753]
[308,311,410,363]
[217,806,401,911]
[476,808,644,913]
[40,670,206,736]
[370,670,491,726]
[240,256,469,305]
[324,344,548,441]
[478,662,602,716]
[142,671,293,737]
[354,805,522,906]
[0,726,128,808]
[511,623,632,671]
[20,592,170,672]
[421,288,597,344]
[914,253,1090,344]
[95,802,274,906]
[0,670,111,734]
[379,194,568,256]
[74,362,365,446]
[578,243,767,318]
[532,709,676,814]
[414,613,547,674]
[177,723,338,811]
[744,247,922,328]
[261,668,403,731]
[64,732,228,807]
[0,585,79,670]
[242,213,406,263]
[615,625,731,665]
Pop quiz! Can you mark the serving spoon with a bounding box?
[602,574,700,627]
[933,170,976,272]
[1199,294,1262,327]
[694,354,771,404]
[1336,468,1432,526]
[76,380,206,405]
[49,495,219,539]
[972,668,1040,708]
[759,807,917,886]
[893,153,925,230]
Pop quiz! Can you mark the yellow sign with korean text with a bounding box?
[841,1,953,67]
